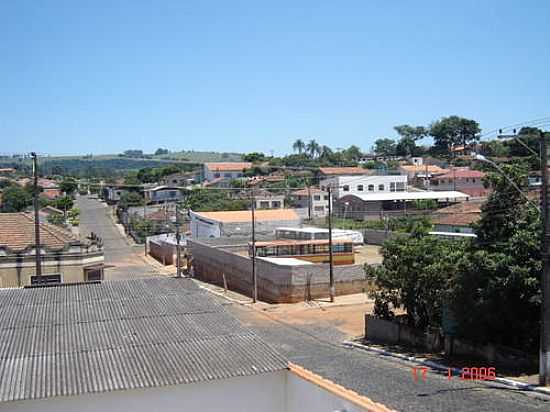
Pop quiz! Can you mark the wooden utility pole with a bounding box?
[540,130,550,386]
[251,188,258,303]
[175,204,182,278]
[327,186,335,302]
[31,153,42,278]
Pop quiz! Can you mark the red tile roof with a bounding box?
[431,200,483,227]
[204,162,252,172]
[0,213,78,252]
[193,209,300,223]
[319,167,373,176]
[434,167,485,180]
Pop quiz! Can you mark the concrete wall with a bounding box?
[188,240,366,303]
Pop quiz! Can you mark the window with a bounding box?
[472,178,476,183]
[314,195,321,201]
[224,173,232,178]
[324,195,329,200]
[343,185,350,192]
[85,267,103,282]
[259,201,270,209]
[30,274,61,285]
[169,191,177,197]
[272,201,281,208]
[214,173,221,178]
[396,182,406,191]
[368,184,374,191]
[378,184,385,191]
[314,206,324,211]
[390,182,396,192]
[357,185,364,191]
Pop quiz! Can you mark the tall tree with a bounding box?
[292,139,305,154]
[429,116,481,155]
[306,139,321,159]
[1,186,32,212]
[394,125,428,141]
[373,138,396,157]
[344,145,363,161]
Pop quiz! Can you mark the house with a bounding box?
[431,167,489,197]
[18,177,62,200]
[290,187,330,217]
[161,172,196,187]
[189,209,302,238]
[0,277,386,412]
[320,174,408,200]
[431,200,483,234]
[398,164,447,185]
[0,212,104,286]
[334,191,470,220]
[202,162,252,183]
[236,189,284,209]
[102,185,128,204]
[144,185,183,203]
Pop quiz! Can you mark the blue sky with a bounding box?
[1,0,549,156]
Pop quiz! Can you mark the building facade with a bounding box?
[202,162,252,182]
[0,213,104,287]
[189,209,302,238]
[320,174,408,199]
[431,167,488,197]
[290,188,330,217]
[143,186,183,203]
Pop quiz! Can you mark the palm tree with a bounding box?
[306,139,320,159]
[319,145,333,160]
[292,139,305,154]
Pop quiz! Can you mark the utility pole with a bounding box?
[541,130,550,386]
[327,186,335,302]
[31,152,42,278]
[307,183,312,220]
[175,203,182,278]
[251,188,258,303]
[143,199,148,256]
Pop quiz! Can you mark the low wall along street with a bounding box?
[364,315,536,371]
[188,240,367,303]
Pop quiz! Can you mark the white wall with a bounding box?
[2,372,286,412]
[321,175,408,198]
[285,372,367,412]
[1,369,373,412]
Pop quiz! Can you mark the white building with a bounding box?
[189,209,302,238]
[0,277,386,412]
[202,162,252,182]
[320,174,408,199]
[290,187,330,217]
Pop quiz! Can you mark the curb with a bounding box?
[342,340,550,397]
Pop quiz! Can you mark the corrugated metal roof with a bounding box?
[340,191,470,202]
[0,277,287,403]
[192,209,301,223]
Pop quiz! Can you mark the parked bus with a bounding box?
[250,238,355,265]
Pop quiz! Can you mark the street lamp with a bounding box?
[473,154,539,211]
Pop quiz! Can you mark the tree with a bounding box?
[292,139,305,154]
[54,195,74,212]
[343,145,363,161]
[243,152,266,163]
[59,179,78,196]
[1,185,32,212]
[183,189,249,212]
[47,213,66,226]
[373,138,396,157]
[366,235,465,329]
[394,125,428,141]
[429,116,481,155]
[119,191,144,209]
[154,148,169,156]
[306,139,321,159]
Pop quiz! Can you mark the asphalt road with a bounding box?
[77,196,160,280]
[224,301,549,412]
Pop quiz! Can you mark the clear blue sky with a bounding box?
[1,0,549,156]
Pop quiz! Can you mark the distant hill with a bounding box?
[0,150,244,178]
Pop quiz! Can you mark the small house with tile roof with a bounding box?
[0,213,104,287]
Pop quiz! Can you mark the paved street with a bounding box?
[77,195,161,280]
[224,301,549,412]
[77,195,549,411]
